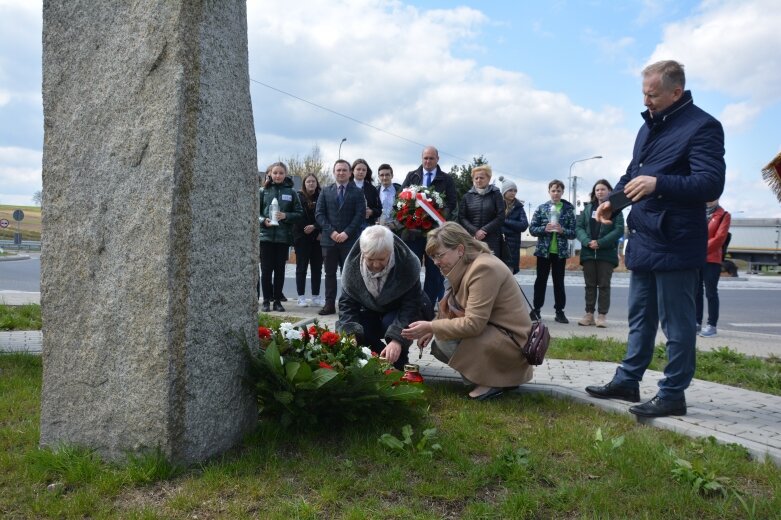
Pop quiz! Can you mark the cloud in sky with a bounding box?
[1,0,779,216]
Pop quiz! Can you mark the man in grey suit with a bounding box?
[315,159,367,315]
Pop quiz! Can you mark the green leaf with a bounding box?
[264,342,283,373]
[611,436,625,450]
[378,434,405,451]
[594,428,603,442]
[379,384,425,400]
[274,391,294,404]
[401,424,413,445]
[310,368,340,388]
[285,361,313,383]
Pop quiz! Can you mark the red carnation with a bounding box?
[308,325,318,336]
[258,326,272,340]
[320,331,340,347]
[318,361,334,370]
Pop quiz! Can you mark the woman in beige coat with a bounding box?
[402,222,533,400]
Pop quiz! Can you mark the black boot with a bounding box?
[261,301,271,313]
[273,301,286,312]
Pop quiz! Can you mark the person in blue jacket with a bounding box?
[586,60,725,418]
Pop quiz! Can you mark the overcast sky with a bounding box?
[1,0,779,216]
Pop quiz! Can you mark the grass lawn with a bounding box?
[0,304,42,331]
[1,353,780,518]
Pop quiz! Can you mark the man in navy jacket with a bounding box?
[315,159,367,315]
[401,146,458,310]
[586,60,725,417]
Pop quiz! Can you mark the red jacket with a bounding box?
[706,206,731,263]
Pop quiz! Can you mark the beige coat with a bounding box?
[431,252,533,387]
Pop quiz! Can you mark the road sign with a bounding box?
[12,209,24,221]
[0,218,9,229]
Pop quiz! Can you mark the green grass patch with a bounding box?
[1,354,779,518]
[549,336,781,396]
[0,303,42,331]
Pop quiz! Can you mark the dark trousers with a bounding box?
[322,242,353,304]
[406,236,444,311]
[533,253,566,313]
[696,262,721,326]
[294,236,322,296]
[259,242,290,302]
[360,309,409,371]
[582,260,614,314]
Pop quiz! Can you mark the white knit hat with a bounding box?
[498,176,517,195]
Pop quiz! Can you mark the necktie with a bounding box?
[424,171,433,187]
[338,185,345,206]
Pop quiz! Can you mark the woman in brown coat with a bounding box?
[402,222,533,400]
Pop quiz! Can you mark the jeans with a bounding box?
[582,260,614,314]
[405,236,444,311]
[613,269,698,400]
[294,236,322,297]
[533,253,566,313]
[696,262,721,327]
[259,242,290,302]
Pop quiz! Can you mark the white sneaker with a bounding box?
[297,296,308,307]
[699,324,717,337]
[312,295,325,307]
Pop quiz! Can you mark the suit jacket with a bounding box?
[401,165,458,219]
[315,182,367,248]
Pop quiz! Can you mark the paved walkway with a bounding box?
[2,293,780,466]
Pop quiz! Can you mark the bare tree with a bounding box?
[285,145,332,187]
[32,190,43,207]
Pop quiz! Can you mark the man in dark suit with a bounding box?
[401,146,458,310]
[315,159,367,315]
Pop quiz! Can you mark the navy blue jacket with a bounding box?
[618,91,725,272]
[315,182,367,248]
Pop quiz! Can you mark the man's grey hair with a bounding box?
[359,225,395,257]
[643,60,685,91]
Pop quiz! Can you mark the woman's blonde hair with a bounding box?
[471,165,492,179]
[425,222,490,263]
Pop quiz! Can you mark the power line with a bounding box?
[249,77,488,170]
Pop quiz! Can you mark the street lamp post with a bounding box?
[568,155,602,256]
[568,155,603,204]
[338,138,347,159]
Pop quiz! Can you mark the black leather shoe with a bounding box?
[261,301,271,313]
[554,312,569,324]
[279,294,288,302]
[272,301,285,312]
[629,395,686,417]
[318,302,336,315]
[473,387,505,401]
[529,309,541,321]
[585,381,640,402]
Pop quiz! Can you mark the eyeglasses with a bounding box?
[431,249,453,261]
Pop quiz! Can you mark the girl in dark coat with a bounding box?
[352,158,382,228]
[575,179,624,327]
[499,178,528,274]
[458,164,505,256]
[293,173,323,308]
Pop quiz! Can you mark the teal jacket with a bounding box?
[575,202,624,267]
[259,177,303,245]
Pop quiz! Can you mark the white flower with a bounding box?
[358,358,368,367]
[284,328,303,341]
[279,322,294,332]
[361,346,373,359]
[310,343,322,351]
[280,356,285,365]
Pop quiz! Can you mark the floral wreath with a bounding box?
[393,185,446,231]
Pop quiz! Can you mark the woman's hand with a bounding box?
[475,229,487,240]
[275,211,286,221]
[365,207,373,219]
[304,225,315,234]
[417,333,433,349]
[401,321,433,340]
[380,340,402,364]
[588,240,599,249]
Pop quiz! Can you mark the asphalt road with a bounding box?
[2,254,780,336]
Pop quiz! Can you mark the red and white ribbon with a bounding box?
[415,192,445,227]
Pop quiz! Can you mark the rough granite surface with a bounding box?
[40,0,259,463]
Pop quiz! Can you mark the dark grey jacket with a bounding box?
[337,236,425,349]
[458,184,505,255]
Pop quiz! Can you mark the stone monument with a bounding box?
[39,1,259,463]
